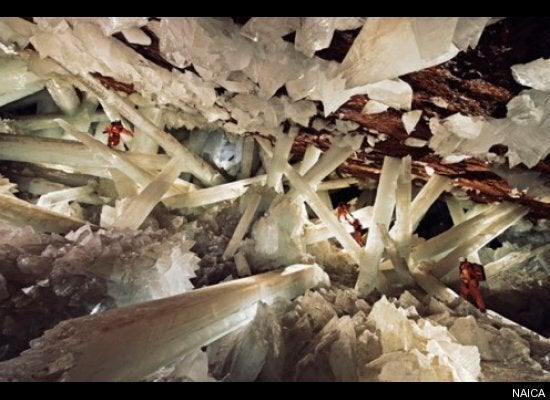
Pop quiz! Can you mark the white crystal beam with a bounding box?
[429,204,528,278]
[109,168,139,198]
[316,177,359,191]
[223,193,262,259]
[163,168,358,211]
[237,136,256,179]
[446,196,466,225]
[163,175,266,209]
[484,243,550,279]
[45,78,80,116]
[410,174,453,231]
[411,202,518,263]
[234,251,252,277]
[128,107,161,154]
[113,155,188,230]
[317,190,333,209]
[299,135,363,190]
[445,196,481,263]
[355,156,401,296]
[0,133,171,175]
[0,193,88,234]
[377,223,411,278]
[0,81,45,108]
[14,111,108,132]
[393,156,412,258]
[37,184,104,207]
[266,128,298,192]
[411,265,460,304]
[0,264,329,382]
[298,144,323,176]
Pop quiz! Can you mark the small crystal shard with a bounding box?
[365,79,413,111]
[362,100,389,114]
[511,58,550,92]
[295,18,336,58]
[452,18,489,51]
[402,110,422,134]
[240,17,300,43]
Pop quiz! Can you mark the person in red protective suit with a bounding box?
[459,258,487,312]
[103,120,133,148]
[350,218,365,246]
[337,202,353,224]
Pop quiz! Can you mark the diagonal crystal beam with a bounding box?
[266,128,298,192]
[70,73,225,187]
[0,133,175,180]
[428,204,528,278]
[45,77,80,116]
[446,196,466,224]
[288,134,363,200]
[377,223,412,279]
[113,154,188,230]
[445,196,481,263]
[0,193,89,234]
[109,168,139,198]
[411,265,460,304]
[410,174,453,231]
[410,202,519,264]
[0,264,329,382]
[223,193,263,259]
[163,169,349,211]
[128,107,161,155]
[316,177,359,191]
[484,243,550,279]
[298,144,323,176]
[163,175,266,209]
[0,81,45,107]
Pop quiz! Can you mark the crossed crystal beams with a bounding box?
[55,119,200,229]
[11,44,221,188]
[410,202,528,278]
[0,65,197,204]
[483,243,550,280]
[69,72,224,187]
[255,136,366,266]
[0,264,329,382]
[259,133,529,300]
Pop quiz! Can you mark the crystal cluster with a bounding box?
[207,288,550,381]
[0,219,200,361]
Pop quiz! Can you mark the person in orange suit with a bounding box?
[103,120,133,148]
[337,202,353,224]
[351,218,365,247]
[459,258,487,312]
